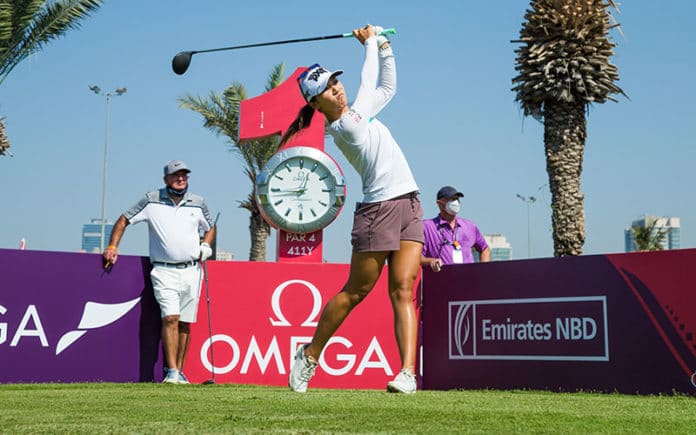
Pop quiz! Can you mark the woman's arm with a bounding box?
[351,26,396,119]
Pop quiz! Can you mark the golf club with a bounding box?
[172,28,396,75]
[202,212,220,385]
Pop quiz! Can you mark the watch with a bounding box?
[256,146,346,234]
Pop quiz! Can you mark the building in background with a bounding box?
[473,234,513,262]
[624,215,680,252]
[485,234,513,261]
[215,249,234,261]
[81,218,113,253]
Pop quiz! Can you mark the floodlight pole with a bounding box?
[89,85,127,252]
[516,193,537,258]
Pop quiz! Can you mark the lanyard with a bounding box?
[438,223,460,250]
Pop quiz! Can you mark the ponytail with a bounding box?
[279,104,318,147]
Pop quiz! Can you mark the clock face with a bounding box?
[256,147,346,234]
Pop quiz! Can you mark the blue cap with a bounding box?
[437,186,464,200]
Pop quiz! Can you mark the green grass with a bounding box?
[0,383,694,433]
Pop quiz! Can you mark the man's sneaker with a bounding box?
[289,344,317,393]
[387,369,416,394]
[178,371,190,384]
[162,368,179,384]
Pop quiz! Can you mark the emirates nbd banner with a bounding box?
[422,249,696,395]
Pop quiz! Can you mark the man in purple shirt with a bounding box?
[421,186,491,271]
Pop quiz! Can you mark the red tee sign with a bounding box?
[239,67,333,263]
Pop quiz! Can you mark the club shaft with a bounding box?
[191,28,396,55]
[204,212,220,379]
[193,34,346,55]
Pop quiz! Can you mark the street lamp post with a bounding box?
[89,85,127,252]
[516,193,536,258]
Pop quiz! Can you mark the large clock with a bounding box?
[256,146,346,234]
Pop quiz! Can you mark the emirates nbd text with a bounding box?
[482,317,597,341]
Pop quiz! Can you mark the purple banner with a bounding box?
[422,250,696,395]
[0,249,163,383]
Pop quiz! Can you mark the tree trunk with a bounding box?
[544,100,586,256]
[248,210,270,261]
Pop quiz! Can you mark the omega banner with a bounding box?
[422,249,696,395]
[0,249,401,388]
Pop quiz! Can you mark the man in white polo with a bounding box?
[103,160,216,384]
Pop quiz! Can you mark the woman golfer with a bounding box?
[281,24,423,394]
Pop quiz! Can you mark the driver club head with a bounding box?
[202,379,215,385]
[172,51,194,75]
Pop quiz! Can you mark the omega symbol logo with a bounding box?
[269,279,322,327]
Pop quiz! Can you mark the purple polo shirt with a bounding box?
[422,215,488,264]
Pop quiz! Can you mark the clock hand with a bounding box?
[272,190,305,196]
[295,177,310,197]
[274,187,304,193]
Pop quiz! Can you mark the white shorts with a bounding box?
[150,264,202,323]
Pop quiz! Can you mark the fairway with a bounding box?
[1,384,694,433]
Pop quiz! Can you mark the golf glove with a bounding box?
[199,242,213,261]
[370,25,389,48]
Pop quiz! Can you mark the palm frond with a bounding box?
[630,218,668,252]
[0,0,103,84]
[264,63,284,92]
[178,92,237,140]
[0,2,17,48]
[222,82,246,108]
[512,0,626,120]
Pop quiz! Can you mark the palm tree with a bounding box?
[512,0,626,256]
[178,64,285,261]
[630,218,668,252]
[0,0,103,156]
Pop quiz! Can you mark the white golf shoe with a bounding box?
[289,344,317,393]
[162,368,180,384]
[386,369,416,394]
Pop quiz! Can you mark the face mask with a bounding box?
[446,199,460,215]
[167,185,188,196]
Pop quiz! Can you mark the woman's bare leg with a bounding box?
[387,240,422,372]
[305,250,389,359]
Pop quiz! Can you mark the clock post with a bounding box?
[239,67,344,263]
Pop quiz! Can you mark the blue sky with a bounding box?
[1,1,694,263]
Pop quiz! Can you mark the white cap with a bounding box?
[298,63,343,103]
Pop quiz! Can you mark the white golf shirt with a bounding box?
[124,188,213,263]
[328,36,418,204]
